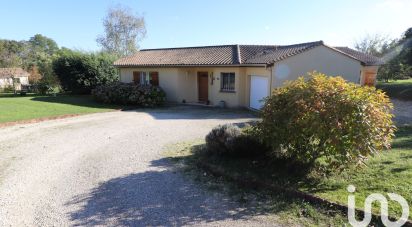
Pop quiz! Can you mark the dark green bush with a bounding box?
[33,81,53,95]
[92,82,166,106]
[255,72,396,171]
[227,134,268,158]
[53,50,118,94]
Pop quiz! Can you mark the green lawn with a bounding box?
[0,95,121,123]
[305,126,412,218]
[376,78,412,100]
[164,126,412,224]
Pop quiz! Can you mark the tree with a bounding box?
[354,34,396,57]
[398,27,412,66]
[28,65,42,83]
[0,39,26,67]
[28,34,59,55]
[53,50,118,94]
[96,6,146,57]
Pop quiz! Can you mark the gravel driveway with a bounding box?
[0,106,279,226]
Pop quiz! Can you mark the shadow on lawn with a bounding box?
[30,95,122,110]
[65,157,285,226]
[392,126,412,149]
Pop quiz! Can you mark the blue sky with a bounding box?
[0,0,411,51]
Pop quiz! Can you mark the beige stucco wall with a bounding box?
[0,76,29,89]
[119,66,271,107]
[119,68,181,102]
[0,78,13,88]
[271,46,363,88]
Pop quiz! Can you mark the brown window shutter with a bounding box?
[133,71,140,84]
[150,72,159,86]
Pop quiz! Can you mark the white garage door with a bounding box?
[250,75,269,109]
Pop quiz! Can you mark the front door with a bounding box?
[197,72,209,103]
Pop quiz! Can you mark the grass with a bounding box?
[376,78,412,100]
[304,126,412,219]
[0,94,121,123]
[163,126,412,225]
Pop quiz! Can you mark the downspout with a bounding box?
[266,63,274,95]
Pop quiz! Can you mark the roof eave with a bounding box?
[113,63,268,68]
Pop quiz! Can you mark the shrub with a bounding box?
[255,72,396,170]
[53,50,118,94]
[92,82,166,106]
[33,80,53,95]
[0,85,14,93]
[227,134,268,158]
[205,124,241,155]
[205,124,267,157]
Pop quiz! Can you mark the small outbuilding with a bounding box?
[0,68,30,91]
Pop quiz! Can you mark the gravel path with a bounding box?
[0,106,279,226]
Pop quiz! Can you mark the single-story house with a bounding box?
[0,68,30,91]
[114,41,383,109]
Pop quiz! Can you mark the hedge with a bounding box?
[92,82,166,107]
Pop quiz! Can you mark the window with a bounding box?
[13,78,20,83]
[133,71,159,86]
[220,72,235,92]
[133,71,141,84]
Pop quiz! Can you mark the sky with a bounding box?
[0,0,411,51]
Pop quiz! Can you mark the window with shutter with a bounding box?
[133,71,140,84]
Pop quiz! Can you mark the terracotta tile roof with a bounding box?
[114,45,240,66]
[114,41,382,67]
[0,68,29,79]
[244,41,322,64]
[238,45,278,63]
[333,47,384,66]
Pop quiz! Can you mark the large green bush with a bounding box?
[53,50,118,94]
[92,82,166,106]
[255,72,395,170]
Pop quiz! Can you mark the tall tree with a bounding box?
[26,34,60,85]
[398,27,412,66]
[0,39,26,67]
[96,6,146,57]
[28,34,59,55]
[354,34,396,57]
[28,65,42,83]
